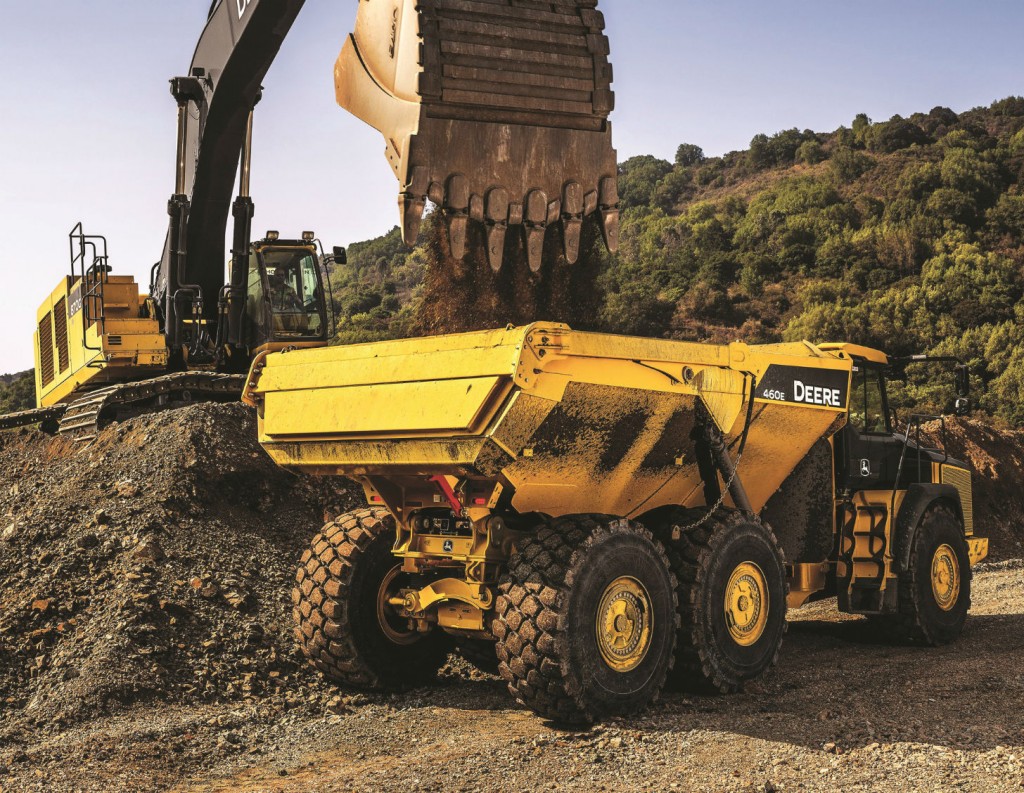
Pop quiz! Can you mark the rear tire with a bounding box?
[654,509,788,693]
[891,504,971,645]
[494,515,677,724]
[293,508,449,689]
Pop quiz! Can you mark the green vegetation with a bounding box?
[0,371,35,414]
[322,97,1024,428]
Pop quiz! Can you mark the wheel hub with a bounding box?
[931,544,960,612]
[596,576,653,672]
[725,561,769,647]
[377,565,421,645]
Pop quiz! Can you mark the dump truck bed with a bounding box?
[245,324,853,519]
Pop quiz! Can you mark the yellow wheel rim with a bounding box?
[931,544,961,612]
[595,576,653,672]
[725,562,769,647]
[377,565,420,645]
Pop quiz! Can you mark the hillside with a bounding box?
[326,96,1024,428]
[0,370,33,414]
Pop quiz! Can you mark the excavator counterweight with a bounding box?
[337,0,619,271]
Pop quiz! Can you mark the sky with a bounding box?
[1,0,1023,374]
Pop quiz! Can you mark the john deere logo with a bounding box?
[443,540,454,553]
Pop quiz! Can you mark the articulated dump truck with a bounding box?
[243,324,988,723]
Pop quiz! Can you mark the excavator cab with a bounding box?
[243,235,328,355]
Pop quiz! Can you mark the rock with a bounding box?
[76,533,100,549]
[223,588,254,611]
[30,598,51,614]
[133,540,165,563]
[115,481,140,498]
[1,523,15,541]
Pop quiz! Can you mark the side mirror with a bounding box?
[955,397,971,417]
[954,364,970,398]
[332,246,348,265]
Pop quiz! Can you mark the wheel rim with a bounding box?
[931,544,961,612]
[595,576,653,672]
[724,561,769,647]
[377,565,420,646]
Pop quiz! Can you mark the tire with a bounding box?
[891,504,972,645]
[494,515,677,724]
[455,639,500,676]
[654,508,787,693]
[292,508,449,689]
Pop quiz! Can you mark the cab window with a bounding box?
[244,248,324,342]
[848,365,889,435]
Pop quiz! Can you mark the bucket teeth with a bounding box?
[401,166,431,245]
[485,188,510,272]
[525,227,545,273]
[487,225,508,272]
[525,190,549,273]
[469,194,484,224]
[337,0,619,271]
[445,174,470,259]
[562,182,584,264]
[401,194,426,246]
[448,215,468,260]
[599,177,620,253]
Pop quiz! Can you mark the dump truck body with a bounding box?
[250,324,849,518]
[248,324,987,722]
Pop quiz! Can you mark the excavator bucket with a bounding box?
[336,0,618,272]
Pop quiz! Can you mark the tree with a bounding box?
[863,116,931,153]
[796,140,826,165]
[675,143,706,167]
[617,155,674,209]
[852,113,872,146]
[0,371,34,414]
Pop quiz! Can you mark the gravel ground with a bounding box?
[1,563,1021,793]
[0,408,1021,792]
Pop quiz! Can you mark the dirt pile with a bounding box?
[0,403,361,733]
[925,418,1024,560]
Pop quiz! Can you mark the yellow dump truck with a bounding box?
[244,324,987,723]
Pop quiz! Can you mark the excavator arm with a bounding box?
[155,0,306,353]
[155,0,618,357]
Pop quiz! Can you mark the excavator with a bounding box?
[3,0,619,439]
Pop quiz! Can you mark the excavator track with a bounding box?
[0,405,67,434]
[57,372,247,443]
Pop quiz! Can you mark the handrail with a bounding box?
[68,223,110,359]
[890,413,947,522]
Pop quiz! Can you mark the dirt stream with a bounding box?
[0,405,1021,792]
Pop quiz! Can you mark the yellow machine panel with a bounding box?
[34,274,168,407]
[246,324,853,521]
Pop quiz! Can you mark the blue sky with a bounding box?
[1,0,1022,373]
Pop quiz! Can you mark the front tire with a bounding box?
[893,504,971,645]
[292,508,449,689]
[494,515,678,724]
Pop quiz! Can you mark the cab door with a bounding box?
[836,362,901,490]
